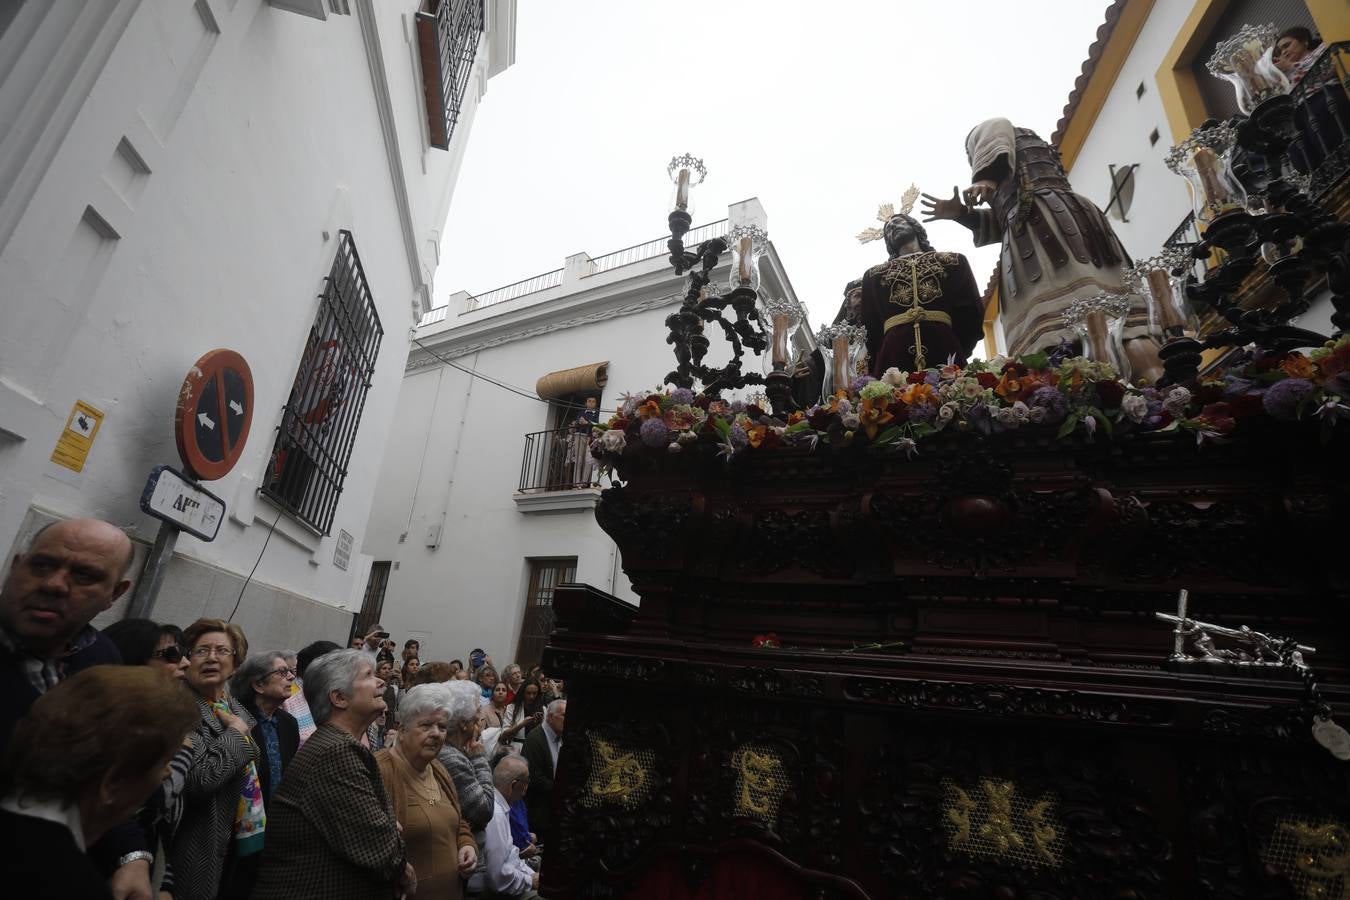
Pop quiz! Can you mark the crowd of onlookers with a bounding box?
[0,517,564,899]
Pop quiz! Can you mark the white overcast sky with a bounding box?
[434,0,1114,333]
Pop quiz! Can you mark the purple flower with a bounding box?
[1262,377,1316,421]
[670,387,694,405]
[924,370,941,386]
[850,375,876,392]
[639,417,671,447]
[908,401,937,424]
[966,401,992,435]
[1222,375,1255,398]
[1028,386,1068,424]
[729,424,749,449]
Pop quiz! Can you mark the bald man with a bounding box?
[0,517,133,747]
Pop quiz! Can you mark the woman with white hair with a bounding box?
[375,685,476,899]
[437,679,497,888]
[251,649,413,900]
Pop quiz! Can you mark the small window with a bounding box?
[1149,128,1160,147]
[1136,81,1146,99]
[515,557,577,668]
[263,231,383,534]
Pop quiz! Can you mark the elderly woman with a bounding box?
[476,665,499,705]
[375,685,477,898]
[229,652,300,806]
[0,666,198,898]
[102,618,189,677]
[172,618,264,900]
[499,663,524,703]
[251,649,412,900]
[438,680,498,887]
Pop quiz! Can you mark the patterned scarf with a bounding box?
[211,699,266,856]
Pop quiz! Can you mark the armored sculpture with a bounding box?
[922,118,1162,380]
[851,188,984,373]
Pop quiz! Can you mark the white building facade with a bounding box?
[0,0,516,646]
[362,199,808,666]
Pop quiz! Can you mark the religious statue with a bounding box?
[921,118,1162,381]
[850,186,985,374]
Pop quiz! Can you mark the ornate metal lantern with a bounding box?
[758,296,801,376]
[1205,23,1290,115]
[1166,123,1249,231]
[1062,292,1132,381]
[816,323,867,400]
[1131,251,1200,385]
[667,153,706,224]
[727,223,768,294]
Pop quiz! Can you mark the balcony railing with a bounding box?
[589,219,729,275]
[1290,41,1350,199]
[519,428,599,493]
[464,268,565,312]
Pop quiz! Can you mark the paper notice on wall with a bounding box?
[50,400,105,473]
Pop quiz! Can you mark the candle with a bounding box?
[737,236,754,286]
[1084,309,1111,361]
[772,314,790,368]
[1147,268,1182,332]
[675,168,690,210]
[832,334,850,389]
[1191,147,1232,212]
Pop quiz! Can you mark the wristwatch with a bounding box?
[117,850,154,868]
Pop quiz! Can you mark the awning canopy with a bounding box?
[535,361,609,400]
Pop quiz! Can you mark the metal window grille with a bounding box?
[351,560,392,643]
[416,0,484,150]
[262,230,383,534]
[519,428,599,492]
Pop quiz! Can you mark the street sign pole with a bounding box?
[126,520,179,620]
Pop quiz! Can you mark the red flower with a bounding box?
[975,372,999,389]
[1096,380,1125,409]
[908,371,929,384]
[752,632,781,648]
[1228,393,1264,419]
[1254,353,1289,373]
[693,395,711,410]
[808,408,836,429]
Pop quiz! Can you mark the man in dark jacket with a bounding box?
[0,517,156,899]
[520,698,565,848]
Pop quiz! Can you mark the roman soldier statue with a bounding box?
[921,118,1161,380]
[851,186,985,374]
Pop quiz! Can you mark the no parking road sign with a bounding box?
[176,349,254,481]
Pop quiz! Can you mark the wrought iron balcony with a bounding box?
[518,428,599,494]
[416,0,484,151]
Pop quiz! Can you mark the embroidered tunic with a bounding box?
[858,249,984,374]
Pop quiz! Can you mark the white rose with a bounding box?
[881,367,906,387]
[600,429,627,453]
[1121,393,1148,423]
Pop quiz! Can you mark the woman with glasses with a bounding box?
[229,652,300,807]
[171,618,263,900]
[102,618,190,679]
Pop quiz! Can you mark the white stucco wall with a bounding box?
[1064,0,1197,261]
[0,0,514,647]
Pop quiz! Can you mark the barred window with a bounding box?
[416,0,484,150]
[262,230,383,534]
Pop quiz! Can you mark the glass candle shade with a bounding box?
[1062,293,1132,382]
[758,297,801,375]
[816,324,867,400]
[1206,24,1289,115]
[1131,251,1198,341]
[667,154,706,216]
[728,224,768,293]
[1166,124,1249,229]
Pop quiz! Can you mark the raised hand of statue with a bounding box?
[962,180,998,208]
[919,187,968,223]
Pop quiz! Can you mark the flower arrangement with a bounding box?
[591,339,1350,467]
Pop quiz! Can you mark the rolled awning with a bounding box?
[535,361,609,400]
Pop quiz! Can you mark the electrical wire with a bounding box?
[227,508,283,623]
[411,336,622,414]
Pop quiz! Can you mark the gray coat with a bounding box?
[169,695,257,900]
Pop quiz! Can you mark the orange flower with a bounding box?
[639,399,662,420]
[787,411,805,425]
[995,370,1022,400]
[1281,354,1316,379]
[858,396,894,439]
[901,382,936,407]
[746,424,767,448]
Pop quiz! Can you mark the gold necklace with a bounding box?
[394,746,441,805]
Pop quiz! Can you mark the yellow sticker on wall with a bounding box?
[51,400,105,473]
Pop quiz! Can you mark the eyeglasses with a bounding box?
[266,666,296,679]
[190,645,235,659]
[151,646,184,663]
